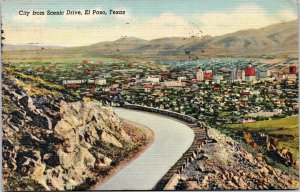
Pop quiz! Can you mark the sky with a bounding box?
[2,0,298,46]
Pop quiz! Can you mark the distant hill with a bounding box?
[3,44,64,51]
[183,20,298,56]
[3,20,298,58]
[77,20,298,57]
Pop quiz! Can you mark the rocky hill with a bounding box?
[181,20,298,56]
[4,20,297,61]
[2,66,153,190]
[169,128,299,190]
[71,19,298,57]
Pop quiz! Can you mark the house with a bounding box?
[238,118,256,124]
[144,85,154,92]
[95,78,106,85]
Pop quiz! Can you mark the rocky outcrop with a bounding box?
[243,131,260,150]
[179,128,299,190]
[243,131,296,167]
[2,70,143,191]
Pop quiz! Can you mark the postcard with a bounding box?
[1,0,299,191]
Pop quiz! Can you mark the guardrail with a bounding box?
[120,103,209,190]
[122,103,204,127]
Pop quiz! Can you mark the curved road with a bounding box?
[97,108,194,190]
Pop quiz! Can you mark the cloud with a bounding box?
[147,12,188,27]
[197,4,297,36]
[124,13,196,39]
[279,9,297,22]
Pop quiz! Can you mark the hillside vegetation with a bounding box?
[227,116,299,165]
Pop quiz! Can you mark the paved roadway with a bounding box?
[97,108,194,190]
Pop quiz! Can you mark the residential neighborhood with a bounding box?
[10,57,298,126]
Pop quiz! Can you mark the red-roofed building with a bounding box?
[204,72,212,80]
[84,69,91,75]
[289,66,297,74]
[244,67,255,76]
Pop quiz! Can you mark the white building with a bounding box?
[63,79,83,85]
[245,76,256,82]
[213,75,223,84]
[231,69,237,80]
[195,69,204,81]
[95,78,107,85]
[144,75,161,83]
[87,79,94,84]
[256,69,271,79]
[237,70,245,81]
[178,76,187,82]
[231,69,245,81]
[164,81,185,87]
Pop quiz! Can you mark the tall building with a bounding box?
[144,75,161,83]
[178,76,187,82]
[231,69,245,81]
[231,69,237,80]
[213,75,223,84]
[289,66,297,74]
[243,66,255,81]
[244,67,255,76]
[237,70,245,81]
[204,70,213,80]
[256,69,271,79]
[195,69,204,81]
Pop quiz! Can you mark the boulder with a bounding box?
[232,175,239,184]
[260,166,269,176]
[257,153,263,162]
[96,153,112,167]
[101,131,123,148]
[244,152,256,164]
[164,174,180,190]
[238,177,247,189]
[186,181,199,190]
[243,131,260,150]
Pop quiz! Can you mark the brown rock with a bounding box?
[101,131,123,148]
[238,177,247,189]
[260,166,269,177]
[257,153,263,162]
[186,181,199,190]
[164,174,180,190]
[232,175,239,185]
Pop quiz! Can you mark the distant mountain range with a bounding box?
[3,44,64,51]
[4,20,298,57]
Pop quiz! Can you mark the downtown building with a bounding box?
[195,69,204,81]
[231,69,245,82]
[243,66,256,82]
[256,69,271,80]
